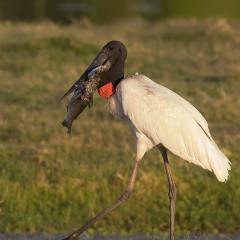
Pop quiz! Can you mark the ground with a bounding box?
[0,19,239,235]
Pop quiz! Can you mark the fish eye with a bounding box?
[109,46,114,50]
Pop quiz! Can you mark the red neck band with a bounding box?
[98,82,116,99]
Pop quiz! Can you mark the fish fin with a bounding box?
[60,77,86,101]
[67,128,72,135]
[70,85,86,103]
[60,85,77,102]
[88,97,93,108]
[62,119,72,135]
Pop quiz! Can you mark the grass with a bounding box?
[0,19,239,235]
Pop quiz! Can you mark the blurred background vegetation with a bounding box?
[0,0,240,238]
[0,0,240,23]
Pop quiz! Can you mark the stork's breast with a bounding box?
[107,94,124,119]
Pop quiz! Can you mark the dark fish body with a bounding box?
[62,98,89,134]
[61,64,110,134]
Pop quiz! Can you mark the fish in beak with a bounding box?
[61,40,127,134]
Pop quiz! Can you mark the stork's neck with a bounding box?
[99,57,125,87]
[98,75,124,99]
[107,91,124,119]
[113,75,124,87]
[98,60,125,99]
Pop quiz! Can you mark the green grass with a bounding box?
[0,19,239,235]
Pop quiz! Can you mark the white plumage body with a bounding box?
[108,74,231,182]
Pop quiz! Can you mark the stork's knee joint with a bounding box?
[119,189,132,202]
[168,184,176,200]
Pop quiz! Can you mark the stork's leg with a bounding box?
[159,147,176,240]
[61,160,140,240]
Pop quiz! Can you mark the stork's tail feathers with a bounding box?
[185,129,231,182]
[206,141,231,182]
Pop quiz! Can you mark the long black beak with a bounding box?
[60,50,110,101]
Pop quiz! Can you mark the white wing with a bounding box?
[116,74,231,182]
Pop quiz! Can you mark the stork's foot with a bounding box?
[60,190,133,240]
[61,232,78,240]
[61,161,140,240]
[119,189,132,202]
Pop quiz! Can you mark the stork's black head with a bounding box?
[61,40,127,100]
[80,41,127,87]
[97,40,127,88]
